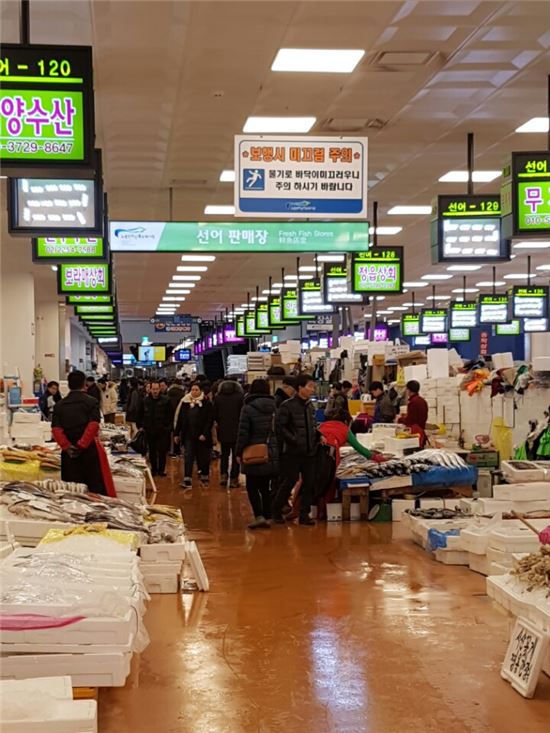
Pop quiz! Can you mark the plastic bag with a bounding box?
[491,416,512,461]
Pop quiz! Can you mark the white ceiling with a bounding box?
[1,0,549,320]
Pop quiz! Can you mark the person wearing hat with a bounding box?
[369,381,396,424]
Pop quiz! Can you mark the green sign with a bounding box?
[255,303,271,331]
[496,320,520,336]
[512,286,548,319]
[236,316,245,338]
[33,237,105,261]
[448,328,470,343]
[245,310,268,336]
[57,263,110,294]
[67,294,112,304]
[0,44,94,167]
[449,301,478,329]
[79,315,115,322]
[401,314,420,337]
[74,304,114,314]
[299,278,334,315]
[479,294,509,324]
[282,288,309,321]
[109,221,370,253]
[421,309,447,334]
[350,247,403,294]
[502,151,550,238]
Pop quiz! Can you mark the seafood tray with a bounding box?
[0,650,132,687]
[139,539,186,563]
[501,460,546,483]
[492,481,550,502]
[487,575,550,630]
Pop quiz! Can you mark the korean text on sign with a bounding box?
[64,266,106,289]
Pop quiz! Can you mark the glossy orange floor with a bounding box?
[100,461,550,732]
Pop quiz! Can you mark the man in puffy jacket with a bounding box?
[274,376,296,409]
[272,373,321,526]
[142,381,172,476]
[52,370,114,495]
[369,381,396,423]
[213,377,244,487]
[167,379,186,456]
[99,379,118,423]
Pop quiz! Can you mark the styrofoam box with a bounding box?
[144,574,179,594]
[1,633,135,655]
[11,411,42,424]
[493,481,550,502]
[435,549,469,565]
[0,675,73,699]
[140,560,183,575]
[2,699,97,733]
[0,611,135,646]
[139,541,186,563]
[392,499,415,521]
[488,526,542,554]
[326,502,342,522]
[468,552,492,576]
[0,651,131,687]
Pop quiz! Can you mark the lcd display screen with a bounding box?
[420,309,447,334]
[323,263,363,304]
[449,328,470,342]
[351,248,403,294]
[496,320,521,336]
[299,278,334,315]
[512,286,549,319]
[450,301,479,329]
[58,263,110,294]
[401,314,421,337]
[479,294,509,324]
[138,345,166,362]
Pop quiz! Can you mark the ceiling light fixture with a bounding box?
[172,275,201,281]
[476,280,505,287]
[421,274,453,281]
[271,48,365,74]
[372,226,403,235]
[438,170,501,183]
[426,295,451,300]
[388,205,432,215]
[180,255,216,262]
[243,116,316,133]
[317,254,345,262]
[536,264,550,271]
[299,266,317,272]
[513,241,550,249]
[165,289,190,295]
[446,265,483,271]
[219,170,235,182]
[162,296,186,302]
[515,117,549,134]
[452,287,479,293]
[402,302,424,307]
[204,205,235,216]
[51,265,58,272]
[176,266,208,272]
[169,282,196,288]
[503,273,538,280]
[402,281,429,288]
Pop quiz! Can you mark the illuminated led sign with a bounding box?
[350,247,403,294]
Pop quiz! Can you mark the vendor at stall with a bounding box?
[397,380,429,447]
[369,381,396,423]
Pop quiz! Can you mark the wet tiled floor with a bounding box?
[100,462,550,732]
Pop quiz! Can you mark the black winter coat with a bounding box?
[52,391,101,443]
[176,399,214,444]
[142,395,172,434]
[125,388,144,425]
[276,395,319,457]
[236,394,279,476]
[167,385,185,417]
[213,381,244,443]
[274,388,290,409]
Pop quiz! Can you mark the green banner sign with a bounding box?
[57,262,110,294]
[109,220,369,253]
[0,44,94,167]
[67,294,113,304]
[350,247,403,294]
[501,151,550,238]
[401,314,420,337]
[74,304,114,314]
[33,237,106,261]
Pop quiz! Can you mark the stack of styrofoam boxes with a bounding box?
[0,676,97,733]
[0,534,147,687]
[10,411,51,445]
[139,539,186,593]
[419,378,438,425]
[112,473,147,505]
[246,352,270,382]
[435,377,461,428]
[0,405,10,444]
[0,504,70,547]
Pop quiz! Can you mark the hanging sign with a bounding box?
[449,301,479,328]
[245,309,268,336]
[401,314,421,337]
[430,333,448,344]
[0,44,95,170]
[255,303,271,331]
[512,286,549,319]
[299,278,335,315]
[149,315,194,334]
[420,309,447,334]
[350,247,403,294]
[33,236,106,262]
[66,294,112,304]
[236,316,246,339]
[431,194,507,263]
[282,287,309,321]
[57,262,111,294]
[306,314,334,332]
[449,328,470,343]
[174,348,192,362]
[223,323,245,344]
[74,304,114,315]
[479,294,509,324]
[322,263,363,304]
[501,151,550,238]
[234,135,368,218]
[524,318,549,332]
[109,220,369,252]
[496,320,521,336]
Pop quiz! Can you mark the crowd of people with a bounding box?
[47,370,429,529]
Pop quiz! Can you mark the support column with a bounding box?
[35,300,62,383]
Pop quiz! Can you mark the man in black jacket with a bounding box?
[274,376,296,409]
[85,376,101,405]
[52,370,111,494]
[142,381,172,476]
[213,378,244,488]
[272,373,321,526]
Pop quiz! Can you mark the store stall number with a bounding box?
[37,59,72,77]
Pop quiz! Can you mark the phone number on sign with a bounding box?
[0,140,74,154]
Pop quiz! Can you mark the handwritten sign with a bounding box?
[501,617,549,698]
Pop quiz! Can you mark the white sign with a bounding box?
[501,617,549,698]
[234,135,368,219]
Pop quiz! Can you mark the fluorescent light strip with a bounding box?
[515,117,549,133]
[177,266,208,272]
[403,281,429,288]
[452,288,479,293]
[271,48,365,74]
[219,170,235,182]
[204,205,235,216]
[372,226,403,235]
[180,255,216,262]
[476,280,505,287]
[446,265,483,271]
[165,290,190,295]
[388,205,432,215]
[243,116,316,133]
[421,274,453,281]
[172,275,201,281]
[317,254,345,262]
[503,273,537,280]
[438,170,501,183]
[513,241,550,249]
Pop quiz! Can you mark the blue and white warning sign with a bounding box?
[234,135,368,219]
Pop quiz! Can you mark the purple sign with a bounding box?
[223,324,245,344]
[431,333,449,344]
[368,324,388,342]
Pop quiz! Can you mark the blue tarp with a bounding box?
[411,465,477,487]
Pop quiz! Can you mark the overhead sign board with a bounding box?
[66,294,112,304]
[57,262,110,294]
[299,278,335,316]
[512,286,549,320]
[479,294,509,324]
[234,135,368,219]
[524,317,549,332]
[282,287,309,321]
[109,220,369,253]
[431,194,508,263]
[496,320,521,336]
[149,315,194,334]
[322,263,363,304]
[33,236,106,262]
[501,151,550,238]
[306,314,333,332]
[74,304,114,314]
[401,314,421,337]
[449,300,479,329]
[245,309,269,336]
[0,44,94,170]
[449,328,470,343]
[421,309,447,334]
[255,303,271,331]
[350,247,403,294]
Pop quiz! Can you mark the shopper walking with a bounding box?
[52,370,115,496]
[274,376,296,408]
[398,380,429,447]
[118,378,129,408]
[167,379,186,456]
[324,382,349,420]
[175,383,214,487]
[125,378,143,437]
[142,381,172,476]
[39,380,61,421]
[85,376,101,404]
[236,379,279,529]
[99,379,118,423]
[272,374,321,526]
[213,377,244,488]
[369,381,396,423]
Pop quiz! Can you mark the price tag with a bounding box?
[501,617,549,698]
